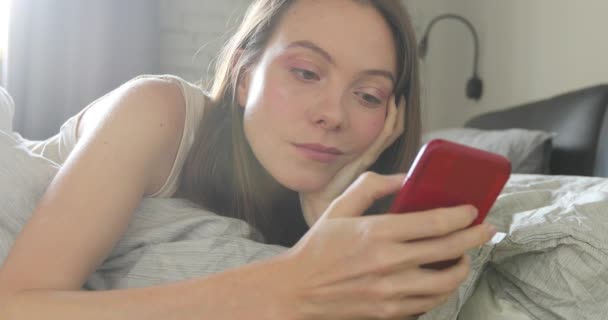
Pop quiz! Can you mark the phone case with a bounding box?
[390,139,511,223]
[389,139,511,268]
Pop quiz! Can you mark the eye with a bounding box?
[355,92,383,106]
[292,68,320,81]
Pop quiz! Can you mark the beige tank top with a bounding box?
[22,74,208,198]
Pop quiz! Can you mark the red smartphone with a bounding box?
[389,139,511,269]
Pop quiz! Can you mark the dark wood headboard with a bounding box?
[465,84,608,177]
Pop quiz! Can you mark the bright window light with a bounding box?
[0,0,10,58]
[0,0,9,84]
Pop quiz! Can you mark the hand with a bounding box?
[279,173,496,319]
[300,96,406,226]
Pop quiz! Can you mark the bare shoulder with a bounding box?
[78,77,186,142]
[77,77,187,195]
[0,78,191,293]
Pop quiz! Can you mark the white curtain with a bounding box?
[3,0,160,139]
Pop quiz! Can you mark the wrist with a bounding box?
[189,255,299,320]
[257,253,309,320]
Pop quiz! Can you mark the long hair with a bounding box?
[177,0,422,247]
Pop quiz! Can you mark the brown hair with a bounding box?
[177,0,421,247]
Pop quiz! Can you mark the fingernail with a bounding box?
[487,224,497,237]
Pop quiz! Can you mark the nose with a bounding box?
[309,94,346,131]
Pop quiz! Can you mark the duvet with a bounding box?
[1,127,607,319]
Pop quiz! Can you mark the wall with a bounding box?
[159,0,249,82]
[406,0,608,132]
[159,0,608,133]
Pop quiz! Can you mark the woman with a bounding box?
[0,0,495,318]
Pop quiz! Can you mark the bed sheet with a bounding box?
[1,125,607,319]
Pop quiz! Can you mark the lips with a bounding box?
[295,143,343,154]
[293,143,344,163]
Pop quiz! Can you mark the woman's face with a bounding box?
[239,0,398,192]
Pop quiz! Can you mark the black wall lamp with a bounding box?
[419,14,483,100]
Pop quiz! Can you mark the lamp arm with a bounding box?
[421,14,480,76]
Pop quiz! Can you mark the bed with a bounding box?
[1,84,608,319]
[425,84,608,178]
[465,84,608,178]
[422,84,608,319]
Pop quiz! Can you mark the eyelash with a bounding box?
[290,68,384,107]
[291,68,320,82]
[355,92,383,107]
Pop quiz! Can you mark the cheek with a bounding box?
[260,69,311,124]
[246,67,293,123]
[267,81,291,114]
[351,113,386,150]
[261,83,295,130]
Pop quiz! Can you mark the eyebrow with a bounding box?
[287,40,396,84]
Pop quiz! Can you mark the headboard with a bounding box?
[465,84,608,177]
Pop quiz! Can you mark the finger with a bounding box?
[355,96,399,168]
[383,95,406,150]
[367,205,478,241]
[378,255,468,298]
[410,254,471,295]
[323,172,406,219]
[393,96,406,134]
[374,95,399,148]
[370,95,399,153]
[320,98,400,202]
[384,95,400,140]
[393,96,406,141]
[379,292,453,318]
[408,223,494,266]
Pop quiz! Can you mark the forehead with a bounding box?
[268,0,397,73]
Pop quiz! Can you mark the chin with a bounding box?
[274,172,331,193]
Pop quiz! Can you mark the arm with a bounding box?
[0,78,275,319]
[1,255,293,319]
[0,79,493,319]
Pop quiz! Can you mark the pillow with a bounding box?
[0,126,284,286]
[0,86,15,133]
[0,127,491,319]
[463,174,608,319]
[0,129,60,263]
[458,272,534,320]
[422,128,554,174]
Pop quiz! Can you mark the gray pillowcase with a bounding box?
[0,127,488,319]
[0,127,283,281]
[422,128,554,174]
[0,130,60,263]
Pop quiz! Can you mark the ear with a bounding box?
[234,49,251,109]
[237,66,252,109]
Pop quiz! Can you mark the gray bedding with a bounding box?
[1,126,608,319]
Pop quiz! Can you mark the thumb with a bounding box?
[321,172,406,219]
